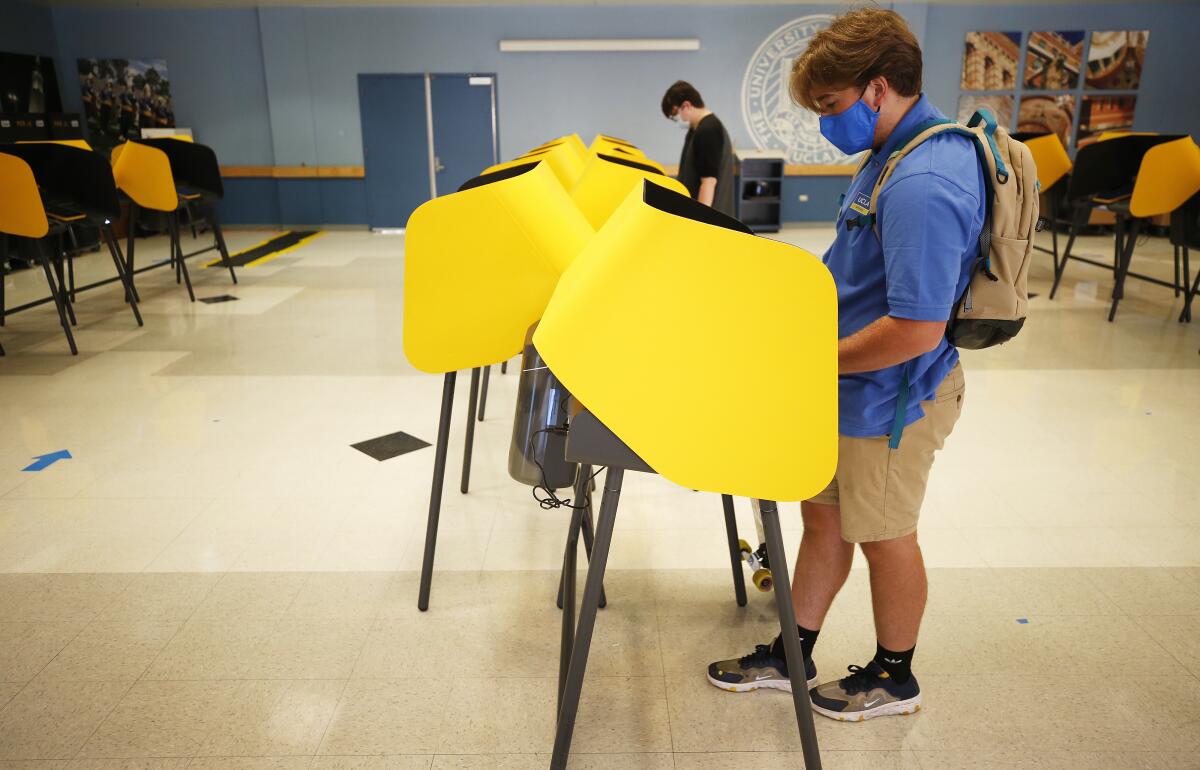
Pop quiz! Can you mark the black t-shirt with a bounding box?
[678,113,736,217]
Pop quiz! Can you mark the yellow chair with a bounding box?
[535,178,834,769]
[1104,136,1200,320]
[404,158,594,611]
[570,152,689,229]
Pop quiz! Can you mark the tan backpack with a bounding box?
[856,110,1040,349]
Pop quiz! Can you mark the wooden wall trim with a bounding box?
[221,166,365,179]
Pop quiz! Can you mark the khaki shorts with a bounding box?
[807,362,966,543]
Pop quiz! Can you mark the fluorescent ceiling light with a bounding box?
[500,38,700,53]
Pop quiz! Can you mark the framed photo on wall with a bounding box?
[1085,30,1150,90]
[957,94,1014,128]
[1076,94,1137,148]
[1017,94,1076,149]
[1024,31,1084,90]
[960,31,1022,91]
[78,57,174,149]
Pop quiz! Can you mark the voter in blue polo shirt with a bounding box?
[707,8,982,722]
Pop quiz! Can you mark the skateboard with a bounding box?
[737,499,774,592]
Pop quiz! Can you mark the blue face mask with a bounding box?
[818,93,880,155]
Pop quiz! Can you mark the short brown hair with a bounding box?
[789,8,923,112]
[661,80,705,118]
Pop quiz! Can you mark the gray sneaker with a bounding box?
[809,661,922,722]
[707,639,818,694]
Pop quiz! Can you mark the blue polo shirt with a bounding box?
[823,95,986,437]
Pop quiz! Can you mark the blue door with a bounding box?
[430,74,498,194]
[358,73,498,229]
[359,74,430,229]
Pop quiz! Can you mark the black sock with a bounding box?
[874,643,915,684]
[770,625,820,662]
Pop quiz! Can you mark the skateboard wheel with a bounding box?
[753,569,773,592]
[738,539,752,555]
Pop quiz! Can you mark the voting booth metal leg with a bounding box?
[1109,218,1141,322]
[51,237,77,327]
[168,214,196,302]
[209,208,239,286]
[1050,205,1090,300]
[501,360,508,375]
[551,466,623,770]
[478,365,490,422]
[102,227,143,327]
[123,206,141,303]
[557,482,607,611]
[558,463,591,711]
[722,494,748,607]
[1181,249,1197,323]
[760,499,823,770]
[418,371,457,612]
[36,241,77,356]
[461,367,480,494]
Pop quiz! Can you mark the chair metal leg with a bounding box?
[760,499,823,769]
[478,365,490,422]
[37,241,77,355]
[66,228,77,303]
[722,494,748,607]
[170,214,195,302]
[103,227,143,327]
[551,467,623,770]
[461,367,480,494]
[558,462,591,711]
[418,371,457,612]
[1048,194,1060,274]
[210,207,238,285]
[1109,218,1140,322]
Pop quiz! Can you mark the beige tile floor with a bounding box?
[0,223,1198,769]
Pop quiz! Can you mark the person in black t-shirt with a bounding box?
[660,81,736,217]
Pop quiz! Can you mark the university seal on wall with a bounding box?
[741,15,855,166]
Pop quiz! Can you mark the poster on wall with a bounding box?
[1076,94,1137,148]
[77,57,174,149]
[1017,94,1076,148]
[1085,31,1149,90]
[740,14,862,166]
[960,31,1022,91]
[1024,31,1084,90]
[0,51,62,114]
[957,94,1014,129]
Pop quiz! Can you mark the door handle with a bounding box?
[434,155,446,173]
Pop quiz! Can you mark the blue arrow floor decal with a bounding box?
[22,450,72,472]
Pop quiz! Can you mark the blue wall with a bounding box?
[10,1,1199,225]
[1,1,57,56]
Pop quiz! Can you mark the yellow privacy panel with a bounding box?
[19,139,93,151]
[403,161,594,374]
[1131,137,1200,218]
[1023,134,1071,191]
[571,153,689,229]
[0,153,49,238]
[589,134,644,157]
[535,181,838,502]
[514,142,585,188]
[529,134,587,161]
[111,141,177,212]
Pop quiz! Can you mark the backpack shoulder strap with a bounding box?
[864,119,958,235]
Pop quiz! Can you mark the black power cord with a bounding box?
[529,426,603,510]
